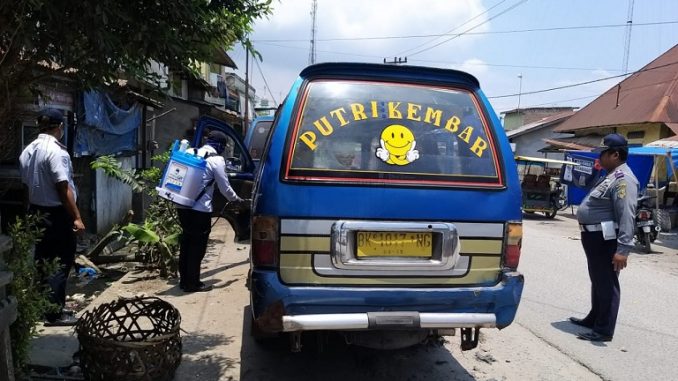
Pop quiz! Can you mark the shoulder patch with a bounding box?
[616,181,627,199]
[614,171,624,179]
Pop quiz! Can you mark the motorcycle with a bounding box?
[635,195,659,253]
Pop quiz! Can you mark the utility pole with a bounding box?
[622,0,635,74]
[517,74,523,110]
[244,39,250,134]
[308,0,318,65]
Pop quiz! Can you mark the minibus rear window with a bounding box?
[249,121,273,159]
[284,80,503,187]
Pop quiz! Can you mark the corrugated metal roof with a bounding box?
[541,135,602,151]
[506,110,575,138]
[212,48,237,69]
[555,44,678,133]
[647,138,678,148]
[667,123,678,135]
[501,106,576,115]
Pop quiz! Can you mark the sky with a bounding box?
[227,0,678,116]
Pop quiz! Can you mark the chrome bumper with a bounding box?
[282,312,496,332]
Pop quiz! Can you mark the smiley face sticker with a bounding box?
[376,124,419,165]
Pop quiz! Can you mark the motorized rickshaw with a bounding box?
[515,156,574,218]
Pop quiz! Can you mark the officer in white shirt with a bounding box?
[19,109,85,326]
[177,130,243,292]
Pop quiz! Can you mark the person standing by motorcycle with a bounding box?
[570,133,638,342]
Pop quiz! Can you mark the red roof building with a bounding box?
[555,44,678,146]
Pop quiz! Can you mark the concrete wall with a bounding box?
[150,98,200,157]
[94,156,134,234]
[615,123,664,145]
[504,108,576,131]
[511,127,567,165]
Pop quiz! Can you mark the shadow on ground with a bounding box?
[67,267,127,301]
[173,332,238,380]
[239,306,476,381]
[551,320,609,348]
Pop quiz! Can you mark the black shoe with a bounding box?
[569,316,594,328]
[44,314,78,327]
[183,284,213,293]
[577,331,612,342]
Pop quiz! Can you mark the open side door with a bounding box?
[194,116,253,243]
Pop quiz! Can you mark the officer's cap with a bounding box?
[592,133,628,153]
[36,108,64,129]
[207,130,228,144]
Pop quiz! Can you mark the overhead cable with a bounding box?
[488,60,678,98]
[252,20,678,43]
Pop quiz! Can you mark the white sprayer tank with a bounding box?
[156,140,207,207]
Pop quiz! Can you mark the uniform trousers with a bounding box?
[29,204,76,321]
[176,208,212,289]
[580,230,620,337]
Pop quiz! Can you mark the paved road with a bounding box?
[33,215,678,380]
[171,216,678,381]
[517,212,678,381]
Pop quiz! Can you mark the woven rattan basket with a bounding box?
[75,297,182,381]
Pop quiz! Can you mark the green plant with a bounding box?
[5,214,59,371]
[92,154,182,277]
[91,156,144,192]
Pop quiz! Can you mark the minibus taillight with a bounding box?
[504,222,523,270]
[252,216,279,268]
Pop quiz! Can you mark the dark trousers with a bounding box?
[177,208,212,289]
[580,231,620,337]
[30,205,76,321]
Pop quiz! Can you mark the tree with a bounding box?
[0,0,271,122]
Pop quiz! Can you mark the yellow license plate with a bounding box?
[356,232,432,257]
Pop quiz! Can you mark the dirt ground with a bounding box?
[29,219,602,381]
[29,215,678,380]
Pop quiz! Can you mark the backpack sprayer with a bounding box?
[156,139,210,207]
[156,139,245,230]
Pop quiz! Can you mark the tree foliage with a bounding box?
[6,213,58,372]
[0,0,271,121]
[92,153,182,277]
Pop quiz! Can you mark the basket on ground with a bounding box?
[75,297,182,381]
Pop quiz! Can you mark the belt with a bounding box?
[579,223,619,232]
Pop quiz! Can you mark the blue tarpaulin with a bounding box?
[629,146,678,184]
[563,151,655,205]
[75,91,141,156]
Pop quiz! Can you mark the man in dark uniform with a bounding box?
[570,133,638,342]
[19,109,86,326]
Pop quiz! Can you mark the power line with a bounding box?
[256,41,623,72]
[253,58,278,106]
[406,0,529,57]
[499,73,678,109]
[255,41,385,60]
[488,59,678,99]
[393,0,508,56]
[503,94,599,110]
[489,75,623,99]
[386,0,527,57]
[409,58,622,72]
[251,20,678,43]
